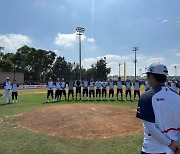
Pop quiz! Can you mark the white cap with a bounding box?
[6,77,10,80]
[62,78,64,81]
[146,63,168,75]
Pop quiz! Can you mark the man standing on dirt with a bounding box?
[75,78,82,100]
[95,79,101,100]
[46,77,54,102]
[55,78,61,101]
[3,77,11,104]
[136,63,180,154]
[101,79,108,100]
[11,79,19,103]
[116,77,123,101]
[108,79,114,100]
[82,78,89,101]
[133,80,141,101]
[60,78,66,100]
[67,78,74,101]
[125,79,132,101]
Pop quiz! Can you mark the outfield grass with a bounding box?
[0,89,143,154]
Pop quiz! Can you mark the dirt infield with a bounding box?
[18,104,142,138]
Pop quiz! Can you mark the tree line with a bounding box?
[0,45,111,83]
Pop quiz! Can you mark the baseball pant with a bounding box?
[4,90,10,104]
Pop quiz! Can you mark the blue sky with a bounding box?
[0,0,180,76]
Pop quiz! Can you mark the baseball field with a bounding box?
[0,88,144,154]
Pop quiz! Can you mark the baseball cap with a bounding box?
[146,63,168,75]
[6,77,10,80]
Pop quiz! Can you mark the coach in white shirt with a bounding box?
[3,77,11,104]
[136,63,180,154]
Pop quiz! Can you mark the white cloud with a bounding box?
[0,34,31,51]
[54,33,77,47]
[87,38,95,43]
[146,57,165,65]
[82,58,97,68]
[54,32,96,48]
[81,54,167,76]
[162,19,168,23]
[175,52,180,57]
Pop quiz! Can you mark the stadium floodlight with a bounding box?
[76,27,85,81]
[119,63,121,77]
[174,65,177,76]
[133,47,138,81]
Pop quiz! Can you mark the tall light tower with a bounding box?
[139,68,142,77]
[0,46,4,60]
[76,27,85,81]
[174,65,177,76]
[119,63,121,77]
[133,47,138,80]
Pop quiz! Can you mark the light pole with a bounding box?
[174,66,177,76]
[133,47,138,80]
[76,27,85,81]
[119,63,121,77]
[0,46,4,60]
[139,68,142,77]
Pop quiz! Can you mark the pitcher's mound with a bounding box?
[18,104,142,138]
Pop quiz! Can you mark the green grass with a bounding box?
[0,89,143,154]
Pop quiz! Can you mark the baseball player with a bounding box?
[82,79,89,101]
[108,79,115,100]
[133,80,141,101]
[55,78,61,101]
[67,79,74,101]
[170,78,178,93]
[11,79,19,103]
[144,80,150,91]
[125,79,132,101]
[136,63,180,154]
[3,77,11,104]
[177,79,180,95]
[60,78,67,100]
[116,77,124,101]
[95,79,102,100]
[101,79,108,100]
[46,77,54,102]
[75,78,82,100]
[89,79,95,100]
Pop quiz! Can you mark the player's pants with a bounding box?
[12,92,18,100]
[96,89,101,97]
[76,87,81,99]
[83,89,88,97]
[89,90,95,98]
[134,90,140,99]
[68,90,74,100]
[102,89,106,97]
[55,90,60,100]
[60,90,66,99]
[117,89,123,98]
[4,90,10,104]
[47,90,53,99]
[109,89,114,97]
[125,90,131,99]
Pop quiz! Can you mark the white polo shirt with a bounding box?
[137,86,180,153]
[117,81,123,89]
[95,81,101,89]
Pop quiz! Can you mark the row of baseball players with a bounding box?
[2,77,19,105]
[46,77,150,102]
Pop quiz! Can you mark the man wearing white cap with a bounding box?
[136,63,180,154]
[3,77,11,104]
[170,78,178,93]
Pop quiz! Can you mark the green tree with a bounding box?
[0,59,14,71]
